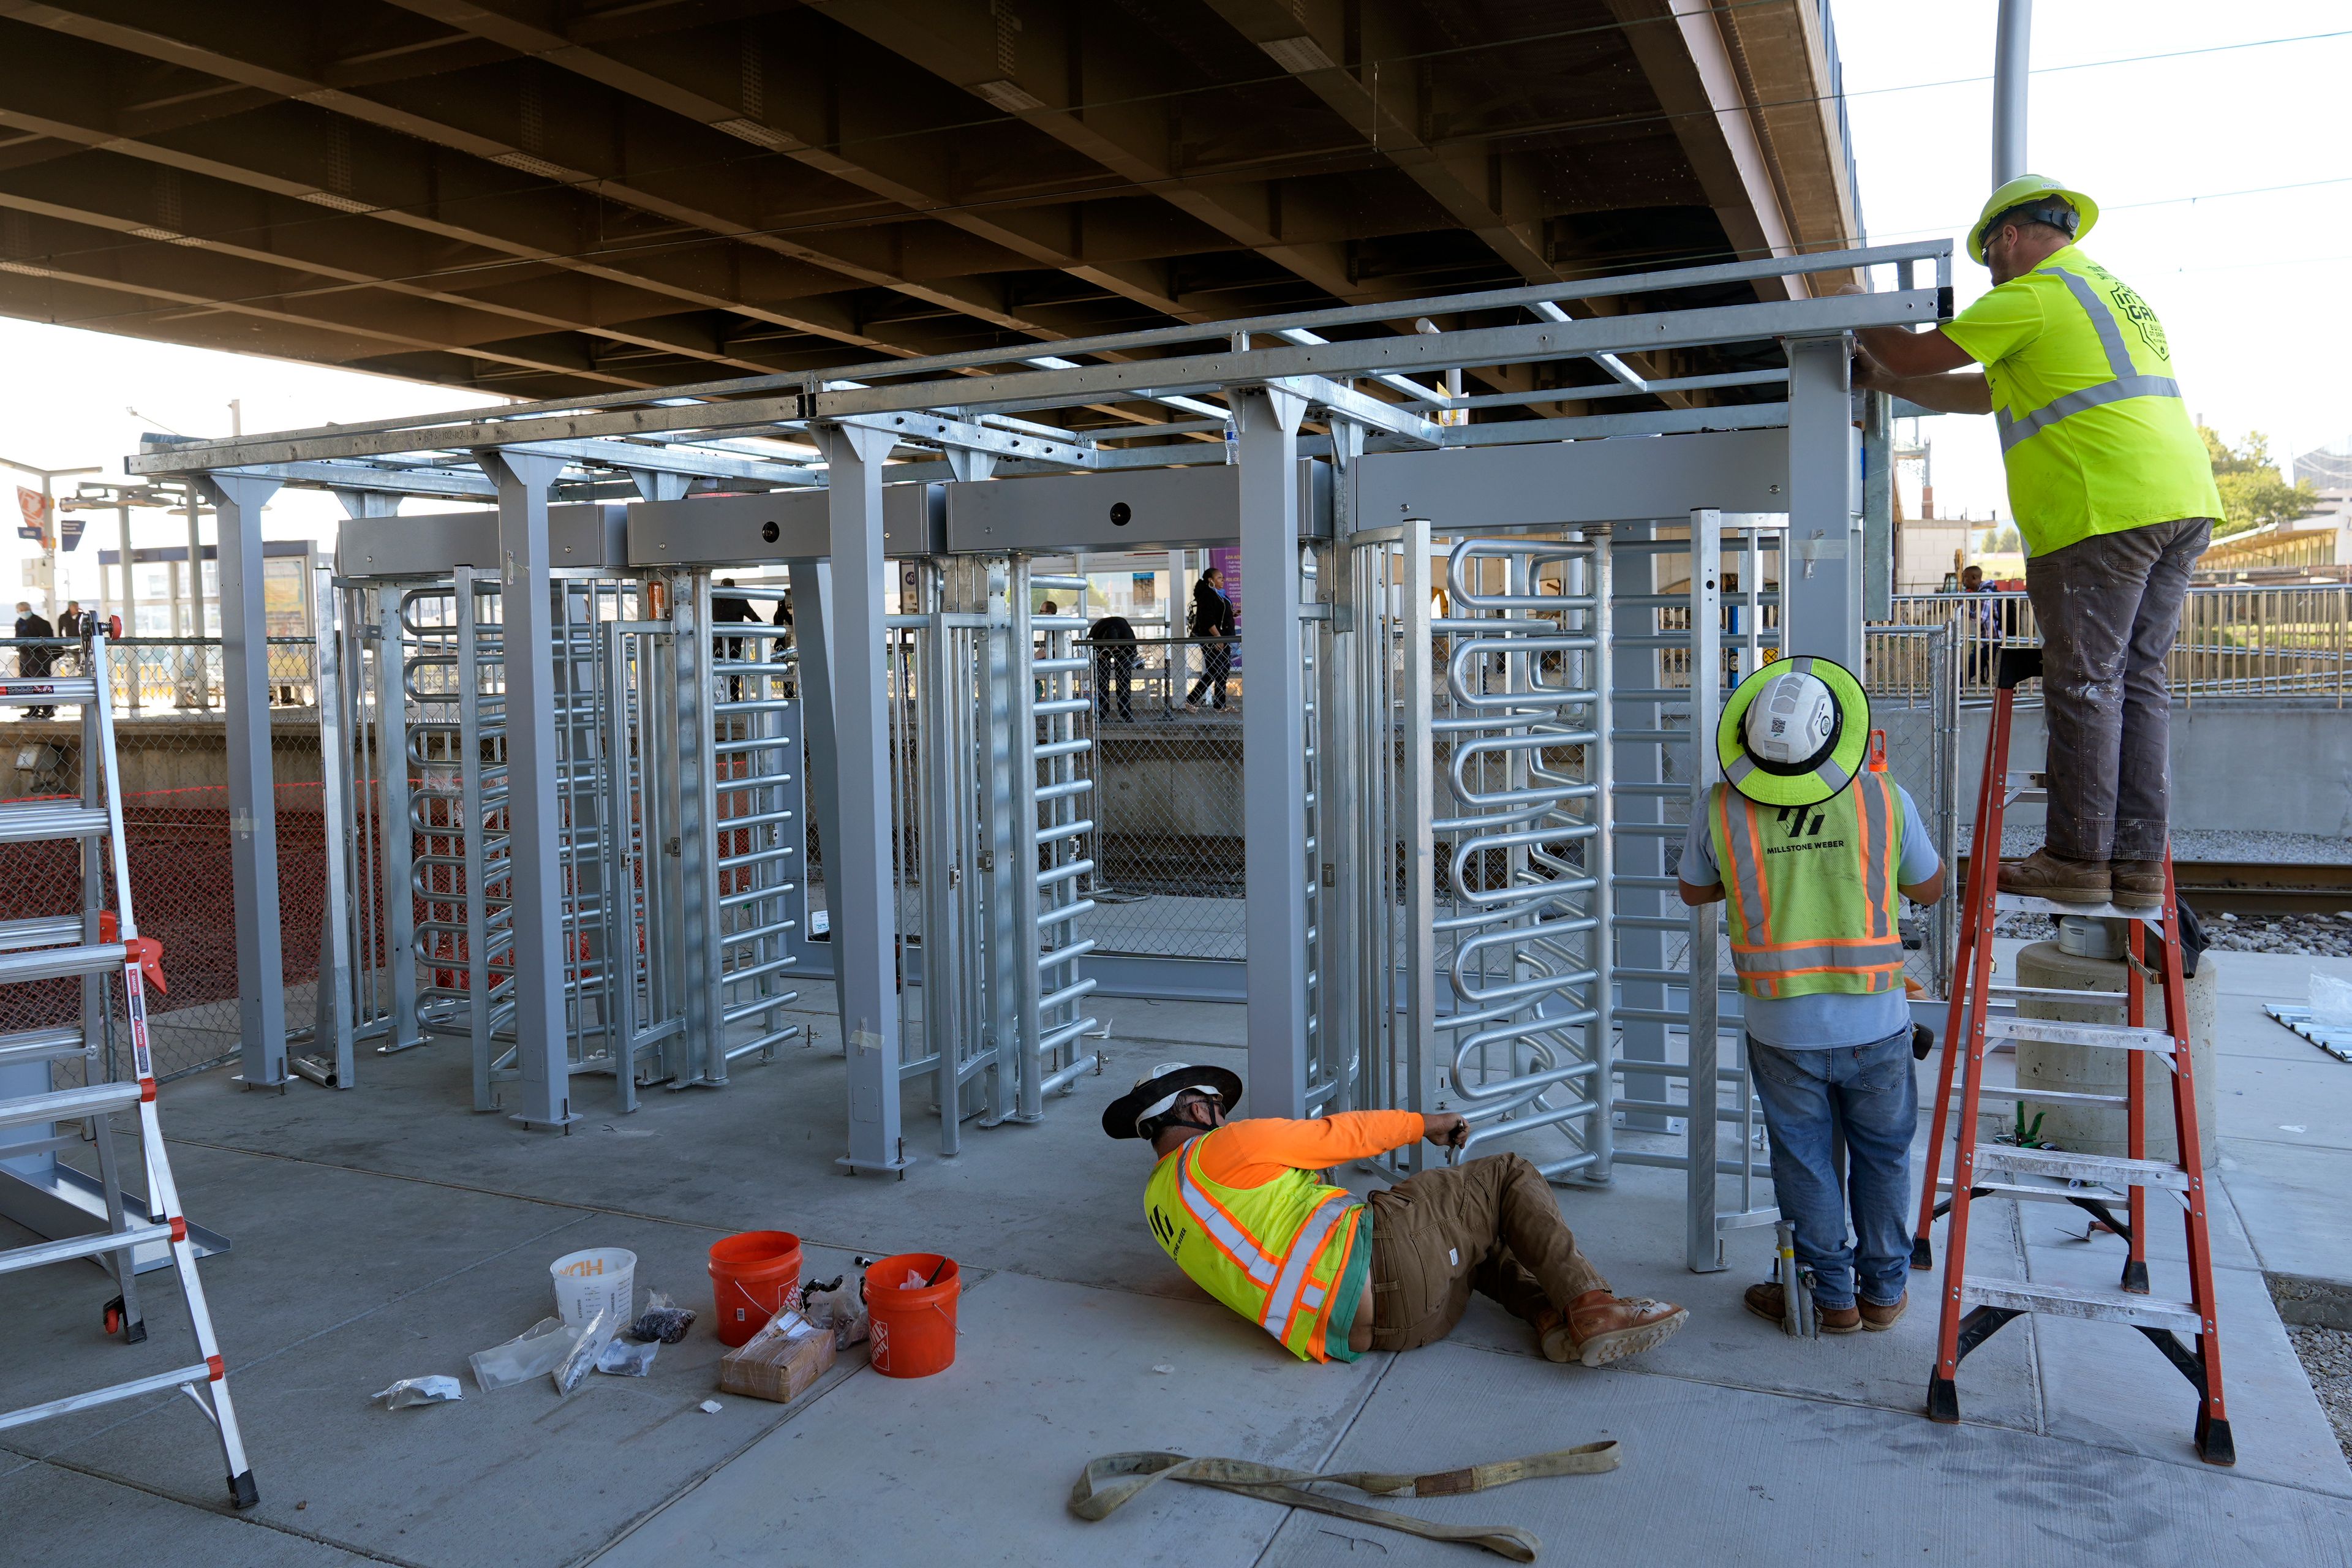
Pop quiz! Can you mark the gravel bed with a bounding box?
[1992,909,2352,956]
[1959,827,2352,864]
[2289,1324,2352,1465]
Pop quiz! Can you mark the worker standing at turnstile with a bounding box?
[1678,661,1945,1333]
[1851,176,2222,910]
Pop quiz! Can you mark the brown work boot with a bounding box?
[1550,1289,1687,1367]
[1742,1281,1861,1333]
[2109,860,2164,911]
[1858,1294,1908,1332]
[1997,848,2111,905]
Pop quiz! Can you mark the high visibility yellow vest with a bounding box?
[1705,774,1905,1000]
[1943,245,2222,557]
[1144,1133,1362,1362]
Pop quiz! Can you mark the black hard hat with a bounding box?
[1101,1061,1244,1140]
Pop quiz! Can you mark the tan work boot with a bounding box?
[1858,1294,1908,1332]
[1542,1289,1687,1367]
[1741,1281,1860,1333]
[1997,848,2111,904]
[2109,860,2164,911]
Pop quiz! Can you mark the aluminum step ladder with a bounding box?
[1915,645,2230,1464]
[0,634,260,1507]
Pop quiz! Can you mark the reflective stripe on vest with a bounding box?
[1994,266,2184,454]
[1260,1193,1351,1341]
[1712,777,1905,998]
[1174,1142,1278,1287]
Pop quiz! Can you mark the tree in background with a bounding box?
[2201,426,2317,538]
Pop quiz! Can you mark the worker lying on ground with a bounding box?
[1678,660,1945,1333]
[1105,1064,1686,1366]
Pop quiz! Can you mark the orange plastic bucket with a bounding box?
[707,1230,804,1348]
[864,1253,960,1378]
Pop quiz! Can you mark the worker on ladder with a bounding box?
[1103,1065,1687,1367]
[1852,176,2222,910]
[1679,660,1945,1334]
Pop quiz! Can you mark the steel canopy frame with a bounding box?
[135,243,1942,1256]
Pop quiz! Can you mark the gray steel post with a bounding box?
[373,586,419,1051]
[310,565,356,1088]
[1863,390,1894,620]
[1992,0,2033,184]
[1235,383,1311,1120]
[1685,510,1724,1273]
[784,558,843,1006]
[1400,518,1436,1170]
[814,422,910,1174]
[476,450,576,1130]
[200,473,287,1088]
[1785,337,1862,667]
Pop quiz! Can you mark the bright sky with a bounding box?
[3,0,2347,605]
[1837,0,2352,519]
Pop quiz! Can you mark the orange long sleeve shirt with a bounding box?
[1190,1110,1427,1189]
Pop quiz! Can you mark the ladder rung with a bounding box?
[1992,892,2160,924]
[0,801,110,845]
[0,1025,89,1069]
[0,943,131,989]
[1985,984,2127,1006]
[1972,1084,2131,1107]
[1970,1146,2190,1191]
[1981,1017,2175,1053]
[0,1362,217,1434]
[0,1079,140,1131]
[1962,1276,2203,1333]
[1938,1175,2128,1205]
[0,674,99,704]
[0,914,94,954]
[0,1219,174,1276]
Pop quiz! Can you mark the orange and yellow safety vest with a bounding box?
[1705,773,1905,999]
[1144,1132,1362,1362]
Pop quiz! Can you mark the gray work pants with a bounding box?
[2023,516,2211,862]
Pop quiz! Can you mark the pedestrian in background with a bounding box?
[13,600,56,718]
[1183,566,1234,711]
[1088,611,1137,722]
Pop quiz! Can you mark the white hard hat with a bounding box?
[1742,668,1838,767]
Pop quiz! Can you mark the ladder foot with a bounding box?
[228,1470,259,1510]
[1910,1236,1933,1271]
[2196,1414,2236,1468]
[1926,1375,1961,1424]
[2120,1259,2150,1295]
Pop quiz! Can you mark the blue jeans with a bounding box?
[1748,1028,1918,1311]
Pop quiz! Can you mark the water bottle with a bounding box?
[1222,420,1238,465]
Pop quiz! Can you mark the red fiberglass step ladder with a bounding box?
[0,631,260,1507]
[1912,646,2231,1465]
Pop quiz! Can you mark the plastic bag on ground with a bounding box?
[628,1289,697,1344]
[374,1376,463,1409]
[469,1316,573,1392]
[801,1275,869,1350]
[552,1308,616,1396]
[598,1337,658,1377]
[2313,973,2352,1027]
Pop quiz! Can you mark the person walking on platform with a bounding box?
[1087,611,1137,722]
[1679,660,1945,1333]
[1853,176,2221,910]
[1183,566,1234,711]
[1106,1063,1687,1366]
[13,601,56,718]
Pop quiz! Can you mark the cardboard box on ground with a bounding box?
[718,1311,835,1403]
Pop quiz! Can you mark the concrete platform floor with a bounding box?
[4,960,2351,1568]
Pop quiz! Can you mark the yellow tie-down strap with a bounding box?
[1068,1440,1622,1562]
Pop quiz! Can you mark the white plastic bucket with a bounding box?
[550,1247,636,1329]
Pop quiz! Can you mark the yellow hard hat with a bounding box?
[1968,175,2098,265]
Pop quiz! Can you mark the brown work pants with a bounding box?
[1363,1153,1608,1352]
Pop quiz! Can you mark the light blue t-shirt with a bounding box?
[1677,782,1940,1050]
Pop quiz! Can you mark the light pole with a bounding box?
[0,457,104,611]
[1992,0,2032,183]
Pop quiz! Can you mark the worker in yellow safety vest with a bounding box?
[1853,175,2222,910]
[1103,1064,1686,1366]
[1679,659,1945,1333]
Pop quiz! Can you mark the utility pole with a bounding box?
[0,457,104,610]
[1992,0,2032,183]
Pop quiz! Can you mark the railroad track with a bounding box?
[1956,858,2352,916]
